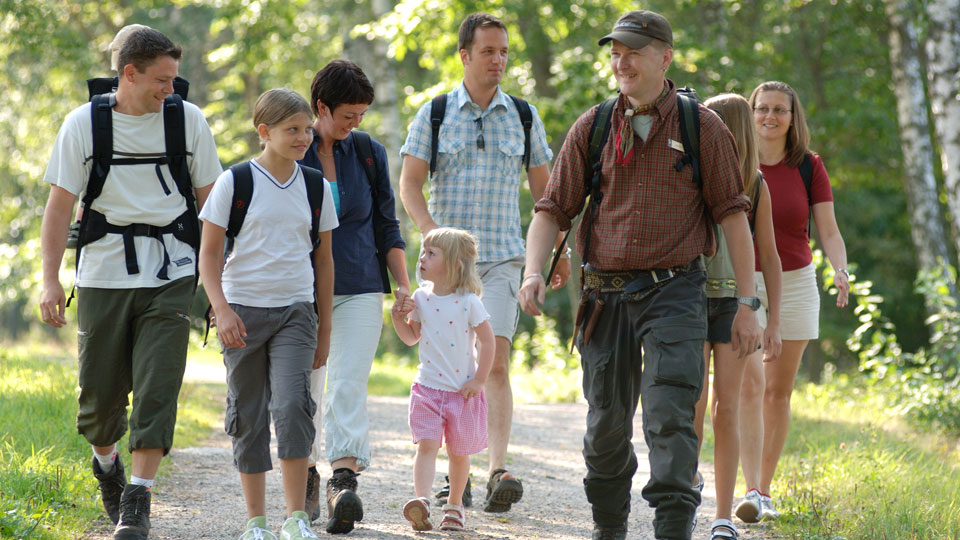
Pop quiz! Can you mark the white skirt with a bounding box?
[756,262,820,341]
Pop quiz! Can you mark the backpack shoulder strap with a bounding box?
[508,94,533,171]
[85,94,116,207]
[798,153,814,206]
[429,94,448,174]
[301,165,326,250]
[352,130,378,193]
[226,162,253,242]
[351,131,392,293]
[587,98,618,194]
[162,94,194,205]
[675,92,702,188]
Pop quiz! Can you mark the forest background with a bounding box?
[2,0,960,429]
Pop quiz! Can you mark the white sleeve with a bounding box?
[317,178,339,232]
[409,289,425,322]
[43,107,90,197]
[197,169,235,229]
[185,102,223,190]
[468,294,491,327]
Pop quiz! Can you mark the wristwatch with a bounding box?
[737,296,762,311]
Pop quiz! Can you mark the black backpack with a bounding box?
[224,162,326,253]
[547,89,702,283]
[69,80,197,306]
[429,92,534,173]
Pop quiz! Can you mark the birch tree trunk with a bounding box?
[924,0,960,266]
[884,0,955,310]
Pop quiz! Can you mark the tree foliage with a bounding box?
[1,0,954,374]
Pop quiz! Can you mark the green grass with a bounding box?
[700,375,960,540]
[0,344,225,540]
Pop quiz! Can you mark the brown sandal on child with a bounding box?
[439,503,465,531]
[402,497,433,531]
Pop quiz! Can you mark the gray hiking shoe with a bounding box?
[92,454,126,525]
[113,484,151,540]
[483,469,523,513]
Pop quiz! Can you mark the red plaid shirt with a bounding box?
[536,81,749,271]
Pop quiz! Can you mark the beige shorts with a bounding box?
[757,262,820,340]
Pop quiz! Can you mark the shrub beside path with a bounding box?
[84,368,772,539]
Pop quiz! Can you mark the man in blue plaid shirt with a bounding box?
[399,11,568,514]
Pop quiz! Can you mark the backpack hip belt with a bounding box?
[80,208,198,280]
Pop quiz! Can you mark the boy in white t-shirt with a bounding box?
[391,227,494,533]
[198,88,337,540]
[39,28,222,540]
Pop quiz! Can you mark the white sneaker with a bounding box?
[238,516,277,540]
[759,494,780,521]
[734,489,762,523]
[280,511,319,539]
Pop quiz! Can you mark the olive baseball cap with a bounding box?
[598,10,673,49]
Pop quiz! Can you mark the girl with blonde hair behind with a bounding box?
[391,227,494,532]
[694,93,783,540]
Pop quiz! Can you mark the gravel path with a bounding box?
[83,373,775,539]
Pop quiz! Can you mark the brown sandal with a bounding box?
[439,503,465,531]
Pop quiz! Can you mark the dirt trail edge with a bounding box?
[85,394,774,539]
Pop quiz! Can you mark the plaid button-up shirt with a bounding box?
[401,83,553,262]
[536,81,749,271]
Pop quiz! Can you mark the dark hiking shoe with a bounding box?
[483,469,523,513]
[305,467,322,522]
[92,455,126,525]
[592,523,627,540]
[434,474,473,507]
[325,470,363,534]
[113,484,151,540]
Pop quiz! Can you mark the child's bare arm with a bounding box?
[391,296,420,346]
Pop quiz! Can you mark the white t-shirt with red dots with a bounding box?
[409,284,490,393]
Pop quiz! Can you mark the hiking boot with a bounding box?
[591,523,627,540]
[304,467,322,522]
[325,470,363,534]
[434,474,473,507]
[281,511,318,540]
[92,454,126,525]
[113,484,151,540]
[483,469,523,513]
[239,516,277,540]
[735,489,762,523]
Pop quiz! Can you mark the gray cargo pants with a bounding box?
[578,269,706,540]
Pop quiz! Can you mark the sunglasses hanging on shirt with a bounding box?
[475,116,485,150]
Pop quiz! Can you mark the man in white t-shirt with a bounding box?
[38,28,222,540]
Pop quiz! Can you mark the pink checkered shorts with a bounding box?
[408,382,488,456]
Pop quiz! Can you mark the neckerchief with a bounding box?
[614,86,669,165]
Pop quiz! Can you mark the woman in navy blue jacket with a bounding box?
[299,60,409,534]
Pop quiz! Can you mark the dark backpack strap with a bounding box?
[225,162,254,254]
[429,94,448,174]
[301,165,326,251]
[352,131,392,293]
[798,153,813,206]
[675,91,702,188]
[508,94,533,171]
[547,97,617,286]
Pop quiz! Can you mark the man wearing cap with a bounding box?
[519,10,761,540]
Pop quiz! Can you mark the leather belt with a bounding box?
[583,259,704,294]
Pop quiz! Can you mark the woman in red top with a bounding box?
[737,81,850,522]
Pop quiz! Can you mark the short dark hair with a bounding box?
[309,60,375,117]
[458,13,507,52]
[116,28,182,76]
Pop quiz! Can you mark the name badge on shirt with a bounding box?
[668,139,684,152]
